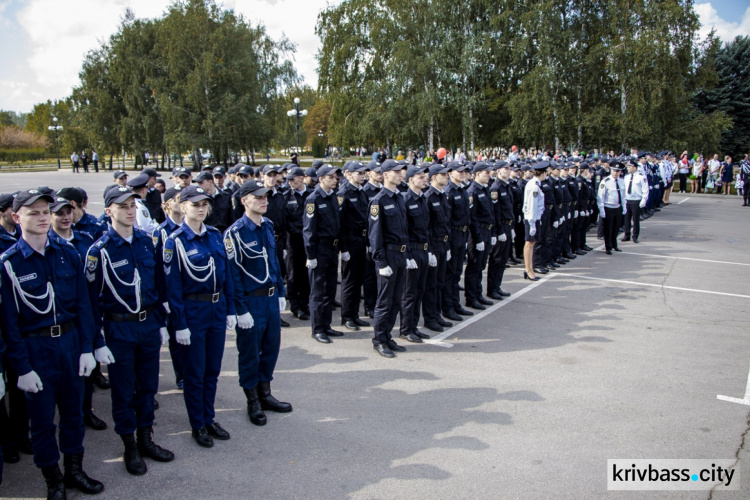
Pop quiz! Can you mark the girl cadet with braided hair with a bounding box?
[163,185,235,448]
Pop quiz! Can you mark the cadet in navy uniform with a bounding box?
[422,163,453,332]
[361,161,383,318]
[338,161,372,331]
[399,164,433,343]
[141,168,166,223]
[261,165,289,327]
[368,160,409,358]
[597,163,627,254]
[86,186,174,476]
[571,164,592,253]
[0,193,20,253]
[163,186,235,447]
[509,165,525,263]
[443,163,473,320]
[561,163,579,259]
[0,189,105,499]
[487,161,513,300]
[464,162,495,310]
[0,330,5,484]
[231,164,256,221]
[283,167,311,320]
[303,164,344,344]
[57,187,107,240]
[224,180,291,427]
[193,171,232,233]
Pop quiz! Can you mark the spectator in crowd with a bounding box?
[691,154,704,194]
[708,154,722,193]
[677,151,690,193]
[720,156,734,195]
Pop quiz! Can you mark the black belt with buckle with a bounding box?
[185,292,222,303]
[482,224,493,230]
[451,225,467,232]
[443,235,449,242]
[104,305,156,323]
[385,243,407,253]
[246,285,275,297]
[547,205,553,209]
[557,204,563,209]
[320,238,338,247]
[409,242,429,251]
[502,220,513,226]
[22,321,75,338]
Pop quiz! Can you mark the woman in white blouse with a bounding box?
[522,164,548,281]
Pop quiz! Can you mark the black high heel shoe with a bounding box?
[524,272,540,281]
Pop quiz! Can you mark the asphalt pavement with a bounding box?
[0,170,748,499]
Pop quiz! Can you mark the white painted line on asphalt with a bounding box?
[592,248,750,267]
[677,197,690,205]
[220,370,239,377]
[717,363,750,406]
[422,339,454,348]
[429,273,557,343]
[158,389,183,395]
[560,273,750,299]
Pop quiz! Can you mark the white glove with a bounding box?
[567,213,571,219]
[574,211,578,218]
[428,253,437,267]
[491,236,497,246]
[341,251,351,262]
[17,371,43,393]
[498,233,507,242]
[0,376,4,399]
[176,328,191,346]
[79,353,96,377]
[279,297,287,311]
[475,241,485,251]
[446,250,451,261]
[283,249,288,259]
[511,230,516,238]
[553,221,559,228]
[560,216,565,224]
[640,202,646,209]
[518,215,522,223]
[379,266,393,277]
[226,315,237,331]
[94,346,115,365]
[366,246,371,253]
[163,302,170,314]
[160,327,169,345]
[599,210,606,218]
[623,209,627,215]
[306,259,317,269]
[237,312,254,329]
[529,225,537,237]
[406,259,418,270]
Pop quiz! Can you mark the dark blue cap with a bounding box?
[0,193,15,210]
[179,185,211,203]
[317,164,340,178]
[142,168,161,177]
[213,167,226,176]
[428,164,450,176]
[472,161,491,173]
[172,166,191,177]
[192,171,214,183]
[12,189,54,212]
[56,187,84,204]
[262,164,280,175]
[380,159,406,173]
[367,161,382,173]
[104,186,139,207]
[533,161,550,171]
[405,165,428,181]
[113,170,128,179]
[239,180,270,198]
[236,165,255,177]
[50,196,73,213]
[305,167,318,179]
[126,173,150,188]
[312,159,324,168]
[163,186,182,203]
[287,166,305,178]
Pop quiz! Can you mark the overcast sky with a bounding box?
[0,0,748,113]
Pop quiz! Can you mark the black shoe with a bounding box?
[454,306,474,316]
[414,330,431,339]
[243,387,267,426]
[280,318,290,328]
[509,256,523,265]
[487,291,504,300]
[477,296,493,306]
[556,258,569,264]
[574,250,587,256]
[17,437,33,455]
[352,317,370,327]
[293,310,310,320]
[176,378,184,390]
[120,434,147,476]
[342,320,360,331]
[466,300,486,311]
[523,272,540,281]
[563,253,577,260]
[84,412,108,431]
[191,428,214,448]
[364,307,374,319]
[63,452,104,495]
[436,317,453,328]
[442,310,463,322]
[582,245,593,251]
[400,332,423,343]
[373,344,395,358]
[312,332,332,344]
[92,371,110,390]
[325,328,344,337]
[621,235,631,241]
[136,426,174,462]
[533,267,548,275]
[2,445,20,464]
[605,249,612,255]
[42,464,67,500]
[547,261,560,268]
[423,322,444,332]
[153,398,159,410]
[332,300,342,308]
[633,236,639,243]
[497,288,510,297]
[614,247,622,252]
[206,422,231,440]
[258,381,293,413]
[387,340,407,352]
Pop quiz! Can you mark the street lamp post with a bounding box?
[286,97,308,155]
[47,117,63,170]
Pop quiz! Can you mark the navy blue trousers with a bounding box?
[236,293,280,390]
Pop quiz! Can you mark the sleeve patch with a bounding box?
[306,203,315,218]
[491,191,498,200]
[337,196,344,206]
[163,248,173,264]
[224,235,235,259]
[370,205,379,217]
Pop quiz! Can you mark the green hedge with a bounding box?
[0,148,49,164]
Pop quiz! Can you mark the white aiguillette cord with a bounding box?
[4,260,56,318]
[231,231,270,284]
[174,236,216,292]
[100,246,142,314]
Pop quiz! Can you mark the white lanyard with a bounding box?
[3,260,56,318]
[231,230,270,284]
[100,246,142,314]
[175,236,216,292]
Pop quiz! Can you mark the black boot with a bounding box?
[258,382,293,413]
[136,426,174,463]
[41,463,67,500]
[120,434,147,476]
[63,453,104,494]
[243,387,267,426]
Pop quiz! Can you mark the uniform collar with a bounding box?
[241,214,266,231]
[17,235,51,258]
[181,222,206,240]
[315,185,333,197]
[107,225,136,246]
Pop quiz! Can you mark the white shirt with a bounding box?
[597,176,626,213]
[708,159,721,174]
[522,177,544,221]
[70,153,79,162]
[134,198,159,236]
[623,172,649,206]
